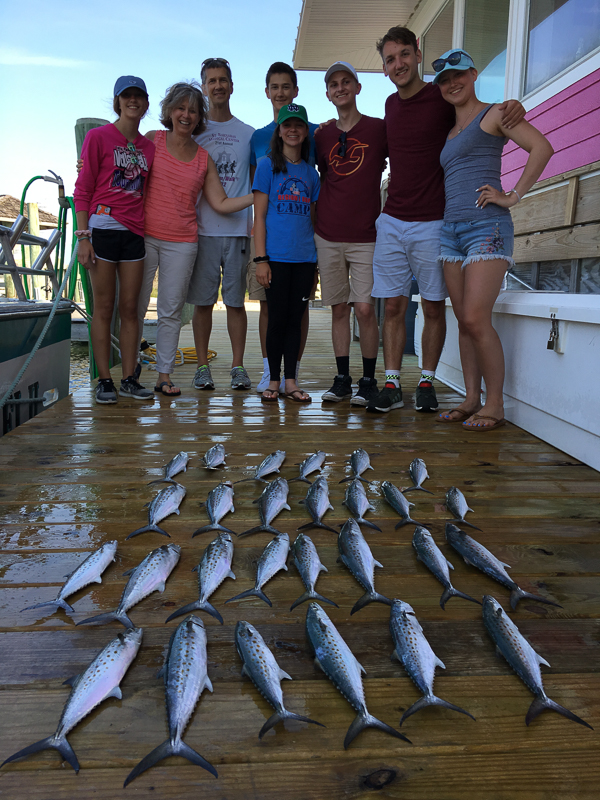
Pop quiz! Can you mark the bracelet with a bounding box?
[77,236,91,242]
[506,189,521,203]
[75,229,92,237]
[253,255,270,263]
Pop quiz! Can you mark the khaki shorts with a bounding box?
[315,233,375,306]
[247,237,317,302]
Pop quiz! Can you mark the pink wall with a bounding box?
[501,68,600,188]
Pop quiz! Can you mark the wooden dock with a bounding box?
[1,306,599,799]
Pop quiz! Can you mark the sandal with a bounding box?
[463,414,506,431]
[261,388,279,402]
[437,407,476,423]
[154,381,181,396]
[285,389,312,404]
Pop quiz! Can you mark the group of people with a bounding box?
[74,25,553,430]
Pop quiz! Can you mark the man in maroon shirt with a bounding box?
[315,61,388,406]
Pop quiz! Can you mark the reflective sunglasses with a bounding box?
[432,50,472,73]
[338,131,348,158]
[201,58,230,68]
[126,141,139,166]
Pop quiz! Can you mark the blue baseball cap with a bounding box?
[114,76,148,97]
[432,50,475,84]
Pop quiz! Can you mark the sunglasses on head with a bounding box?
[126,141,139,166]
[338,131,348,158]
[201,57,230,67]
[432,50,472,73]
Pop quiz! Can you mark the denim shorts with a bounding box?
[440,216,515,268]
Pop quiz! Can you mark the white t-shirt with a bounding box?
[194,116,254,237]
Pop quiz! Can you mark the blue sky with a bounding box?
[3,0,394,216]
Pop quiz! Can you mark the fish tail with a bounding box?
[165,600,224,625]
[526,696,593,730]
[290,589,338,612]
[192,523,236,538]
[344,711,411,750]
[403,486,433,495]
[147,478,174,486]
[76,610,134,628]
[21,598,74,614]
[400,694,475,726]
[258,709,325,739]
[440,586,481,610]
[358,517,382,532]
[123,738,217,787]
[1,734,79,773]
[509,587,563,611]
[351,591,392,615]
[288,477,311,485]
[126,524,170,540]
[238,524,280,538]
[456,519,482,531]
[225,587,272,607]
[338,477,353,484]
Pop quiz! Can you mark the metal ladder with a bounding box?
[0,214,61,301]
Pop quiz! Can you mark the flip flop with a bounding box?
[463,414,506,431]
[154,381,181,396]
[285,390,312,404]
[437,408,472,423]
[261,388,279,402]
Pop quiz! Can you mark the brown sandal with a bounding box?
[463,414,506,431]
[437,408,472,423]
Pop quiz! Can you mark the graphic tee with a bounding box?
[250,120,319,168]
[194,116,254,237]
[252,157,320,263]
[315,115,387,243]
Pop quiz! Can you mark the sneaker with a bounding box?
[367,383,404,413]
[133,362,142,380]
[230,366,251,390]
[350,377,379,407]
[95,378,117,405]
[322,374,353,402]
[119,376,153,400]
[415,381,439,412]
[193,365,214,390]
[257,369,270,393]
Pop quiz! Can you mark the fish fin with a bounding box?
[290,590,338,611]
[509,587,563,611]
[76,610,134,629]
[403,486,433,495]
[390,649,400,663]
[537,654,551,669]
[192,523,236,538]
[251,497,259,504]
[526,696,593,730]
[156,582,166,593]
[282,563,289,571]
[400,695,475,726]
[147,478,168,486]
[227,570,236,580]
[284,503,291,511]
[166,600,224,625]
[374,560,384,569]
[107,686,123,700]
[126,524,170,539]
[238,525,275,538]
[156,665,165,679]
[93,576,103,584]
[142,501,150,509]
[241,664,249,678]
[351,592,392,615]
[21,598,74,614]
[359,518,382,532]
[298,499,306,505]
[344,711,411,750]
[501,561,512,569]
[192,564,199,572]
[394,520,409,529]
[1,734,80,773]
[313,657,326,674]
[279,669,293,681]
[62,673,82,688]
[259,710,325,739]
[319,564,328,574]
[225,587,272,607]
[440,587,481,610]
[467,505,474,514]
[123,739,217,787]
[174,509,180,515]
[446,558,454,570]
[204,676,214,693]
[122,568,136,576]
[313,521,339,534]
[456,519,482,531]
[338,477,353,484]
[435,656,446,670]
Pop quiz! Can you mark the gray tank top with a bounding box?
[440,105,509,222]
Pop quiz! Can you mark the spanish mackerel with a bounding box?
[297,475,337,534]
[21,540,118,615]
[201,443,226,470]
[239,477,290,537]
[339,448,374,484]
[192,481,236,537]
[124,616,217,787]
[342,478,381,531]
[127,481,187,539]
[445,486,481,530]
[445,524,562,610]
[1,627,142,773]
[235,450,286,484]
[148,452,189,485]
[77,544,181,628]
[482,596,592,729]
[338,518,391,614]
[290,533,337,611]
[402,458,433,495]
[166,532,236,624]
[235,620,325,738]
[389,599,475,724]
[226,533,289,607]
[305,603,411,749]
[412,526,480,609]
[289,451,327,484]
[381,481,421,529]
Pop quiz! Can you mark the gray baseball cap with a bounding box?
[324,61,359,85]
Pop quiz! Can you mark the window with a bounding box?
[422,1,454,82]
[464,0,510,102]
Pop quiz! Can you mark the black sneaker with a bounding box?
[367,383,404,413]
[322,374,352,402]
[350,377,379,407]
[95,378,117,405]
[119,376,153,400]
[415,381,439,412]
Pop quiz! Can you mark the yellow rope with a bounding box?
[144,347,216,366]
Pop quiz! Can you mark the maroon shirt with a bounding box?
[315,115,387,243]
[383,84,455,222]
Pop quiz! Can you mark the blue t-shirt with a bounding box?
[252,157,320,263]
[250,121,319,167]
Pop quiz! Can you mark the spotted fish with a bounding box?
[226,533,289,607]
[381,481,421,529]
[290,533,337,611]
[192,481,236,537]
[342,478,381,531]
[339,448,374,484]
[403,458,433,495]
[338,518,391,614]
[201,444,226,470]
[297,476,337,534]
[289,451,327,484]
[239,477,290,537]
[148,451,189,485]
[127,482,187,539]
[445,486,481,531]
[412,526,480,610]
[235,450,286,484]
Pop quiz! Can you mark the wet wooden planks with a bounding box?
[0,306,599,799]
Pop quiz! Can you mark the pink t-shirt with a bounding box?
[144,130,209,243]
[74,123,154,237]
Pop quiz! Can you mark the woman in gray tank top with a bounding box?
[433,50,553,431]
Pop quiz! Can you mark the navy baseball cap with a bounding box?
[114,76,148,97]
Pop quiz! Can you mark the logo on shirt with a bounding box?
[277,177,311,216]
[213,146,239,187]
[328,138,369,176]
[110,145,148,195]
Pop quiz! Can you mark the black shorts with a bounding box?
[91,228,145,263]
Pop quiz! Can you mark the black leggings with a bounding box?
[265,261,316,382]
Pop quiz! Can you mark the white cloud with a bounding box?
[0,47,92,68]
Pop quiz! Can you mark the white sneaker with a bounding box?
[256,369,270,393]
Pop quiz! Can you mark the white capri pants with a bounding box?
[138,235,198,374]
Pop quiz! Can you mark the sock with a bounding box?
[362,357,377,381]
[385,370,401,389]
[336,356,350,377]
[262,357,269,375]
[419,369,435,386]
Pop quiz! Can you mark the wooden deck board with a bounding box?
[0,306,598,798]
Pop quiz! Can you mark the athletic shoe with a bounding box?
[95,378,117,405]
[193,365,214,390]
[367,384,404,413]
[415,381,439,412]
[119,376,153,400]
[322,374,352,402]
[257,369,270,393]
[350,377,379,407]
[133,362,142,380]
[230,366,251,390]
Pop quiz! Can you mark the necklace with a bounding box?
[285,156,301,164]
[457,104,478,133]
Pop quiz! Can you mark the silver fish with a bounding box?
[1,627,142,773]
[239,477,290,537]
[148,451,189,485]
[445,524,562,610]
[192,481,236,537]
[338,518,390,614]
[305,603,411,749]
[412,526,480,610]
[445,486,481,530]
[482,596,592,729]
[236,450,286,484]
[389,598,475,725]
[289,451,327,484]
[124,616,217,786]
[235,620,325,738]
[342,478,381,531]
[297,475,337,534]
[403,458,433,495]
[77,544,181,628]
[226,532,289,607]
[290,533,338,611]
[381,481,421,529]
[201,443,226,470]
[339,448,374,484]
[166,532,236,624]
[127,481,187,539]
[21,540,118,615]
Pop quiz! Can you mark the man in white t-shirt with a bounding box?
[187,58,255,391]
